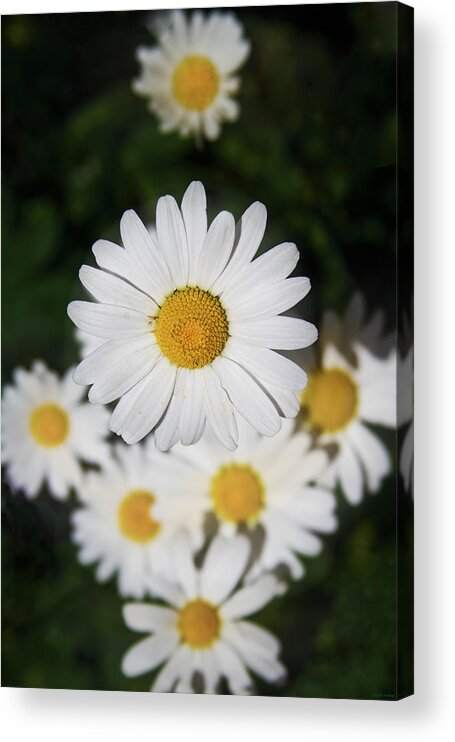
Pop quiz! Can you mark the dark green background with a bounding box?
[2,3,412,697]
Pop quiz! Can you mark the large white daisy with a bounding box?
[160,417,337,580]
[1,361,110,499]
[121,533,286,694]
[133,10,250,142]
[300,343,396,505]
[71,442,206,598]
[68,181,317,451]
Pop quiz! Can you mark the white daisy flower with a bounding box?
[121,533,286,694]
[67,181,317,451]
[133,10,250,142]
[71,441,206,598]
[162,417,337,580]
[300,343,396,505]
[1,361,110,500]
[398,345,413,494]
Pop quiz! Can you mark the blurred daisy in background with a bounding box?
[398,344,413,495]
[300,342,396,505]
[71,442,206,598]
[68,181,316,451]
[121,533,286,694]
[164,417,337,580]
[133,10,250,142]
[317,293,395,366]
[1,361,110,500]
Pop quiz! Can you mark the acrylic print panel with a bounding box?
[1,2,414,699]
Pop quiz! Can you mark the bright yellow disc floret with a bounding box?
[118,490,161,543]
[302,367,359,434]
[211,463,265,525]
[172,55,219,111]
[178,599,221,649]
[154,287,229,369]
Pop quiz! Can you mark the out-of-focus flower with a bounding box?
[68,181,316,451]
[317,293,396,366]
[71,441,206,598]
[301,343,396,505]
[162,417,337,580]
[133,10,250,142]
[1,361,110,499]
[398,345,413,494]
[121,533,286,694]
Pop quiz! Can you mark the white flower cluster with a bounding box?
[1,10,405,696]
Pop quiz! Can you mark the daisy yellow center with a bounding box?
[178,599,221,649]
[210,463,265,524]
[118,490,161,543]
[302,368,358,434]
[29,403,69,447]
[172,55,219,111]
[154,287,229,369]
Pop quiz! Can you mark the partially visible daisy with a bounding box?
[300,343,396,505]
[1,361,110,499]
[68,181,316,451]
[398,345,413,494]
[71,441,206,597]
[121,533,286,694]
[133,10,250,142]
[161,417,337,580]
[316,293,395,367]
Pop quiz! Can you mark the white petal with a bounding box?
[201,535,249,604]
[212,202,267,293]
[73,333,158,386]
[212,356,281,436]
[154,371,186,451]
[152,645,192,693]
[196,210,235,289]
[79,265,157,314]
[181,181,207,284]
[201,366,238,450]
[230,316,318,350]
[123,603,177,634]
[172,532,198,599]
[179,369,206,446]
[347,421,391,492]
[121,632,178,677]
[223,242,299,302]
[338,443,364,505]
[226,277,311,322]
[120,209,171,301]
[224,339,307,392]
[68,301,149,339]
[221,575,284,620]
[212,640,253,695]
[156,195,189,288]
[112,359,177,444]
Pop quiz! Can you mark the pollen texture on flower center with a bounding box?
[178,599,221,649]
[302,367,359,433]
[172,55,219,111]
[211,463,265,524]
[118,490,161,543]
[154,287,229,369]
[29,403,70,447]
